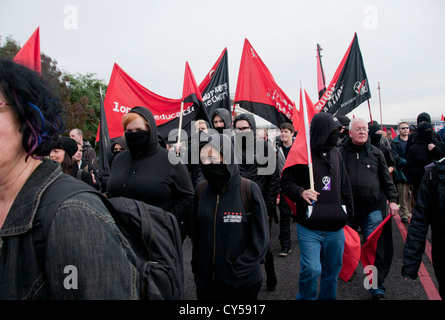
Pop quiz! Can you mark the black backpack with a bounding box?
[32,174,184,300]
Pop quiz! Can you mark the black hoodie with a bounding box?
[281,113,354,231]
[233,113,280,209]
[211,108,232,133]
[191,134,270,288]
[106,107,194,235]
[405,122,445,190]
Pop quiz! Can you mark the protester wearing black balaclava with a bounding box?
[405,121,445,200]
[191,133,270,300]
[106,106,194,241]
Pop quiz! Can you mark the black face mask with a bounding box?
[323,129,341,152]
[201,163,231,190]
[370,133,382,147]
[419,129,434,143]
[214,127,225,134]
[125,131,150,155]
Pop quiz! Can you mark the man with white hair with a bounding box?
[338,117,399,300]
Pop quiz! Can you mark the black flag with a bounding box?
[98,86,112,180]
[199,48,231,121]
[316,33,371,116]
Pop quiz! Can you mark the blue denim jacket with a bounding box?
[0,160,139,299]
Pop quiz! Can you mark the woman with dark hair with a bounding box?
[49,136,99,190]
[0,59,138,299]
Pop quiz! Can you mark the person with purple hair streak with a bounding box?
[0,59,139,299]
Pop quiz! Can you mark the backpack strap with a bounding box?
[240,177,252,213]
[32,174,100,272]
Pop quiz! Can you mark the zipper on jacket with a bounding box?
[212,194,220,285]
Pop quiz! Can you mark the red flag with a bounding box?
[442,114,444,121]
[339,225,361,282]
[96,63,182,141]
[281,88,317,216]
[13,27,41,74]
[316,44,327,99]
[391,127,397,139]
[235,38,294,126]
[181,61,211,124]
[361,214,392,269]
[282,89,317,172]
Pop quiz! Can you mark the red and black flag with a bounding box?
[158,61,212,141]
[316,43,327,100]
[315,33,371,117]
[13,27,41,74]
[235,38,294,127]
[361,214,393,288]
[199,48,231,120]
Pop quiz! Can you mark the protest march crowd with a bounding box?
[0,28,444,301]
[0,58,444,301]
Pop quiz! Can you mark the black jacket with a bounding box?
[402,158,445,298]
[339,136,398,216]
[281,113,354,231]
[405,123,445,190]
[191,134,270,288]
[106,107,194,229]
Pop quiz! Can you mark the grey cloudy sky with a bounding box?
[1,0,444,125]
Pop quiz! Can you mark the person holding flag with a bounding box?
[339,117,399,300]
[281,112,354,300]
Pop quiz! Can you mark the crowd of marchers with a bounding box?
[0,59,444,300]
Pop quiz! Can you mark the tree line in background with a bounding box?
[0,34,107,147]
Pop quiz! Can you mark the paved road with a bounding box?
[182,213,440,300]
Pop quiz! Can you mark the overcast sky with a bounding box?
[1,0,444,125]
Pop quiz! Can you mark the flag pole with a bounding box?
[378,81,383,130]
[300,78,314,191]
[177,101,184,145]
[367,100,373,123]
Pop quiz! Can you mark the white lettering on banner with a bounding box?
[266,88,293,119]
[202,83,229,108]
[113,102,131,114]
[315,83,336,112]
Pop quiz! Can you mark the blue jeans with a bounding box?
[349,210,386,296]
[296,223,345,300]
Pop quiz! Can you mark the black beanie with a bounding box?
[59,136,78,158]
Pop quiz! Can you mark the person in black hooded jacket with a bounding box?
[405,121,445,201]
[211,107,232,135]
[106,106,194,240]
[234,113,280,291]
[190,133,270,300]
[402,157,445,299]
[281,113,354,300]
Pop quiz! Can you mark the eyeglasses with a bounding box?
[399,127,409,130]
[353,127,369,132]
[235,126,251,132]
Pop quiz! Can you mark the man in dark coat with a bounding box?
[405,122,445,201]
[339,117,399,300]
